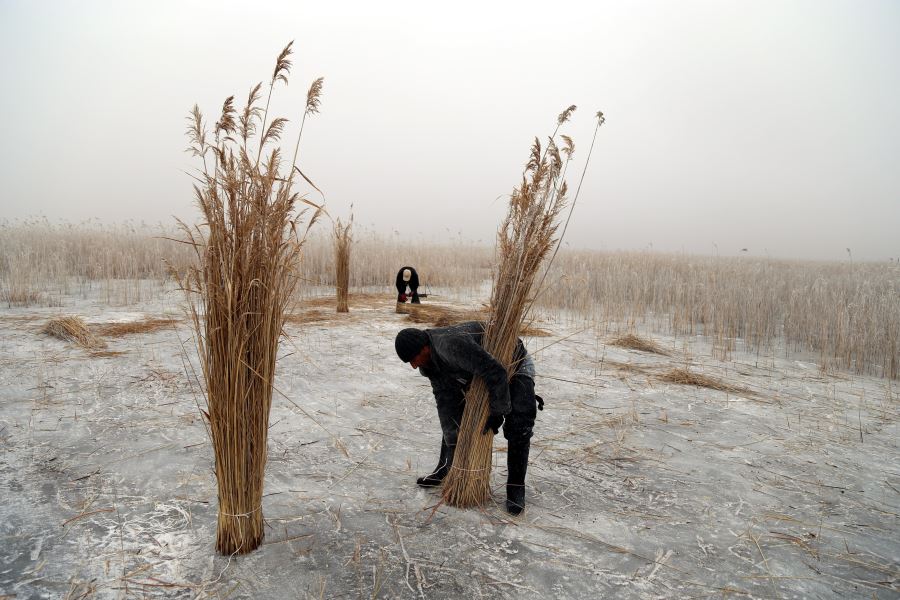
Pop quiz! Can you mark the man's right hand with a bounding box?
[483,413,504,435]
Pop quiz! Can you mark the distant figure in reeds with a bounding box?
[395,266,421,303]
[394,322,544,514]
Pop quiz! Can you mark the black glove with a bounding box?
[483,413,504,435]
[536,395,544,411]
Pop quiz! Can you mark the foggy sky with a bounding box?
[1,0,898,260]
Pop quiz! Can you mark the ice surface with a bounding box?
[1,288,897,598]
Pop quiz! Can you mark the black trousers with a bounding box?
[436,375,537,450]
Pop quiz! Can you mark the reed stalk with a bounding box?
[177,42,324,554]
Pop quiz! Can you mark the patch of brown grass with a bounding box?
[658,367,752,396]
[300,293,393,310]
[89,350,127,358]
[610,333,670,355]
[396,303,551,336]
[93,318,178,337]
[284,309,335,325]
[605,360,656,375]
[396,302,486,325]
[41,316,105,349]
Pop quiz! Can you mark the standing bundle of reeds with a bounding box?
[333,215,352,313]
[178,42,324,555]
[442,107,604,507]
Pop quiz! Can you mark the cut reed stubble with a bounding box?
[178,42,324,555]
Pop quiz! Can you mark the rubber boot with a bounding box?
[411,290,421,304]
[506,439,530,515]
[417,440,451,487]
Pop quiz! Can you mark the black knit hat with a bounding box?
[395,328,429,362]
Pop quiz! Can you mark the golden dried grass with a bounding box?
[177,42,324,555]
[396,303,551,336]
[93,317,178,337]
[41,316,105,349]
[299,293,393,310]
[284,309,333,325]
[442,108,604,507]
[658,367,752,396]
[610,333,670,355]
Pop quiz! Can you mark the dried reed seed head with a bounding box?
[215,96,237,138]
[557,104,577,125]
[561,135,575,159]
[526,137,541,172]
[262,117,289,146]
[272,41,294,85]
[595,110,606,126]
[239,84,264,140]
[306,77,324,115]
[186,105,206,156]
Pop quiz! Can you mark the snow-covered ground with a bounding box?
[1,287,898,599]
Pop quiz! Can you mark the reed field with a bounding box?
[2,220,897,380]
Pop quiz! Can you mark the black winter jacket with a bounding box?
[419,321,533,416]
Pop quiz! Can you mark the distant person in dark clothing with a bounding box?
[395,266,421,303]
[394,321,543,515]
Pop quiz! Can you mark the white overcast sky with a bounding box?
[1,0,898,260]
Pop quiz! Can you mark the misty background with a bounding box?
[0,0,897,260]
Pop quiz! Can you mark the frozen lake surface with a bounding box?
[1,289,898,599]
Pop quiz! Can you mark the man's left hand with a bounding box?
[483,413,504,435]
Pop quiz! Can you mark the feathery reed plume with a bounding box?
[333,213,352,313]
[177,43,324,555]
[290,76,325,179]
[442,106,600,508]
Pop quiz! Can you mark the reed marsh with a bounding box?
[3,220,897,380]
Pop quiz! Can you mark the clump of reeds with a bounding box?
[658,367,752,396]
[177,42,324,555]
[442,107,604,507]
[610,333,670,355]
[41,316,105,349]
[333,215,352,313]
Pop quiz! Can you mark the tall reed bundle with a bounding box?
[178,42,324,555]
[442,108,604,507]
[333,215,352,312]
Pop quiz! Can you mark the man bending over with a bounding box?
[394,322,543,514]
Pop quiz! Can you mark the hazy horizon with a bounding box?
[1,1,898,261]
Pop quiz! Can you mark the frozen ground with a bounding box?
[1,287,898,599]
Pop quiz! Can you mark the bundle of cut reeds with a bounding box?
[178,42,324,555]
[442,107,604,507]
[41,315,104,349]
[333,215,352,313]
